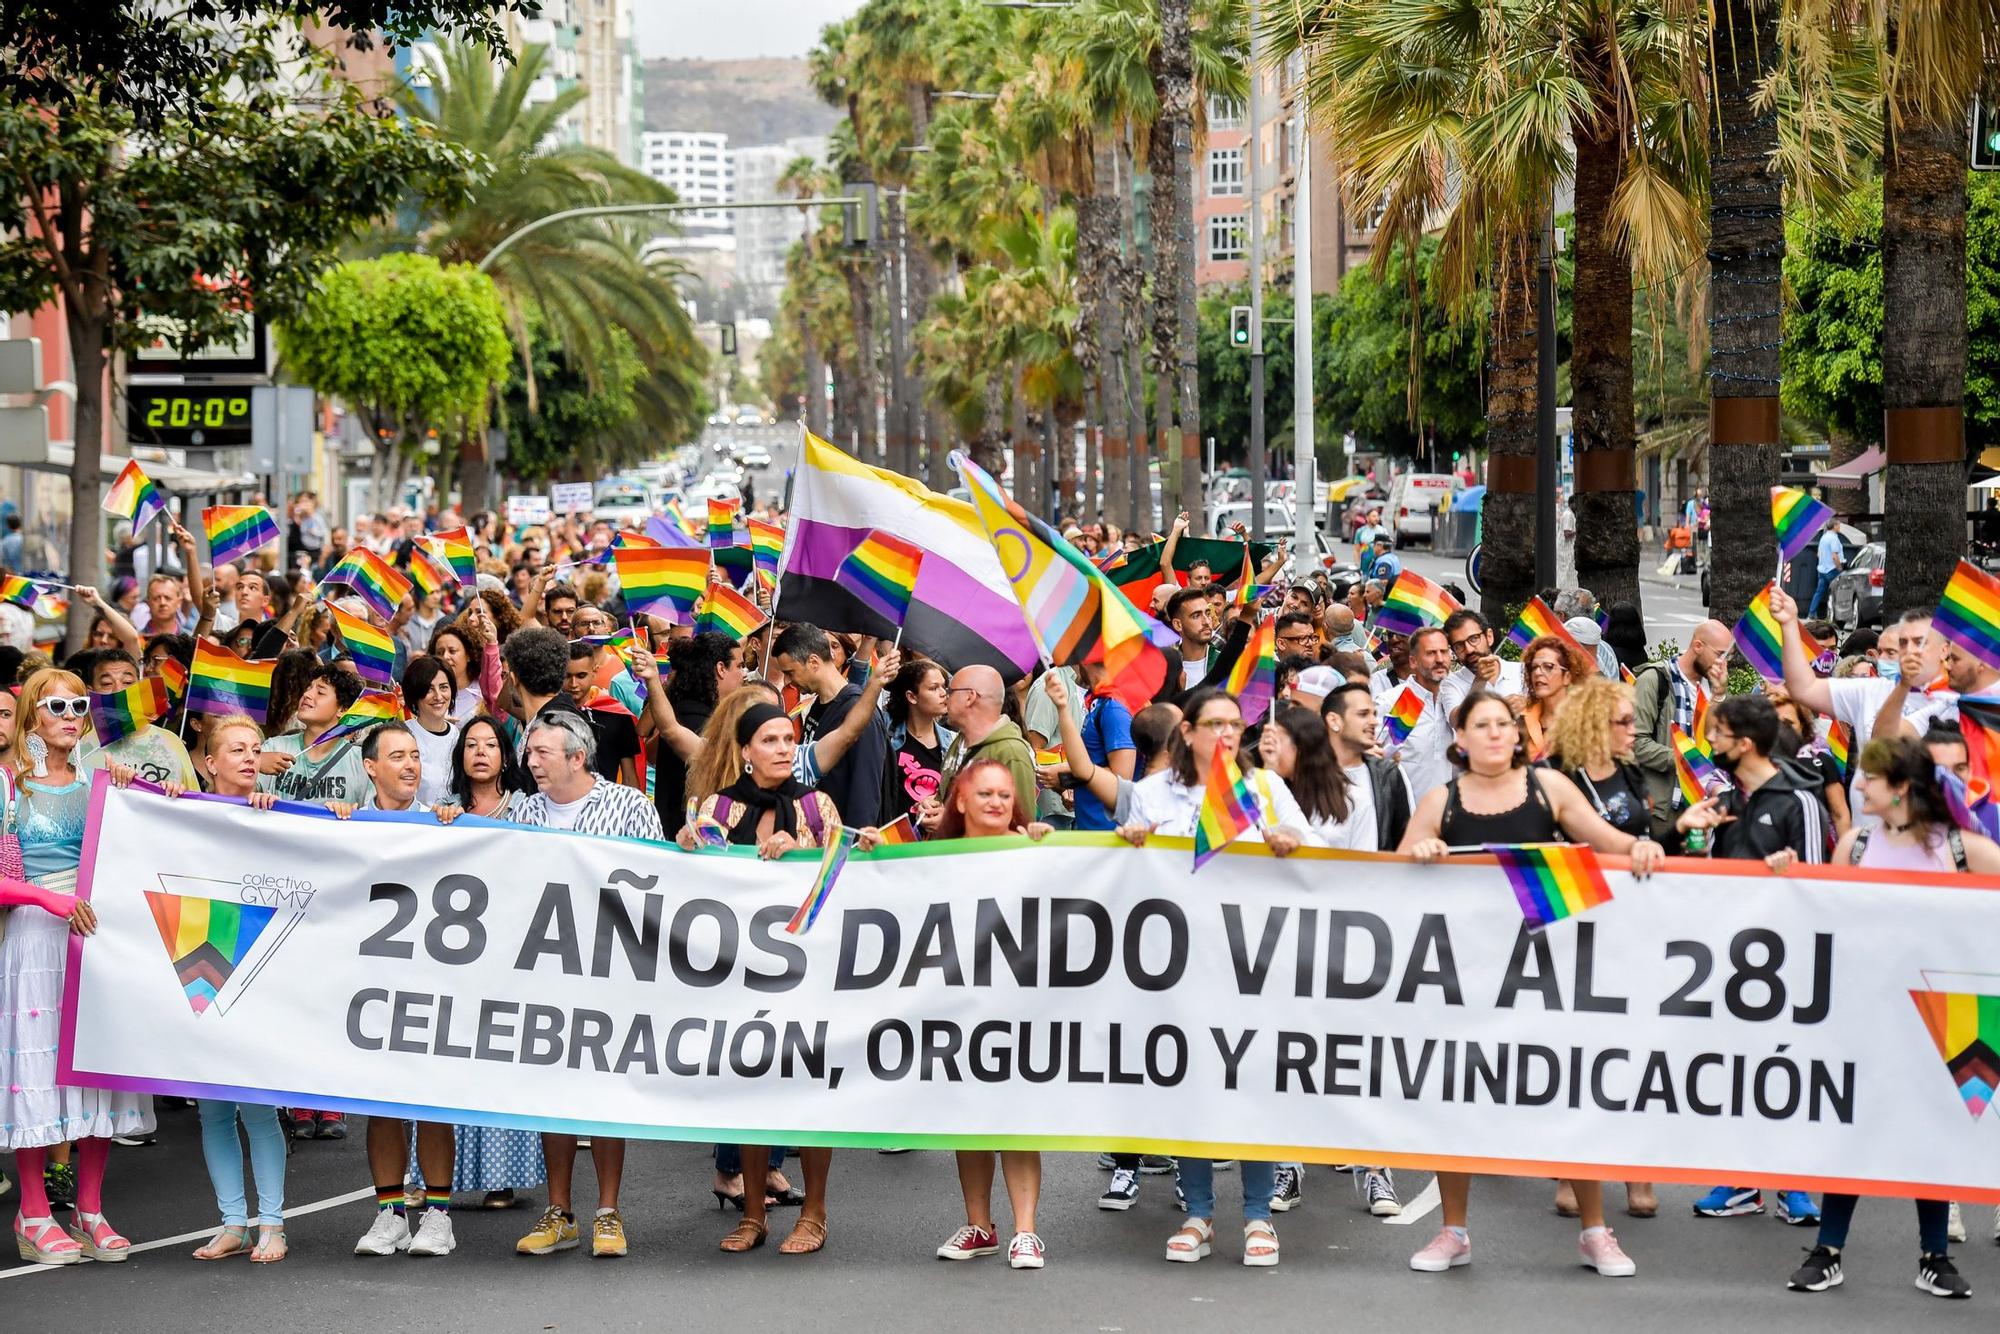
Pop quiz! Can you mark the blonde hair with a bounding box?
[686,682,785,803]
[9,668,87,778]
[202,714,266,759]
[1546,676,1634,774]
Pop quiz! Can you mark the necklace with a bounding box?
[1884,818,1915,836]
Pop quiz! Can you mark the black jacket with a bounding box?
[1361,755,1413,851]
[1159,617,1251,704]
[1710,758,1832,864]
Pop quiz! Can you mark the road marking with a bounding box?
[0,1186,374,1280]
[1383,1177,1442,1226]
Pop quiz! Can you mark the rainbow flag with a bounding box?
[405,542,456,600]
[155,655,189,702]
[615,546,710,622]
[1958,694,2000,789]
[1506,595,1586,662]
[201,505,279,567]
[103,458,166,532]
[697,581,768,641]
[1824,720,1852,780]
[89,678,169,745]
[747,517,785,580]
[666,496,701,539]
[187,640,277,722]
[1670,723,1727,805]
[1935,560,2000,672]
[1231,545,1258,608]
[1690,686,1711,756]
[1619,663,1637,686]
[1222,615,1279,725]
[314,689,406,745]
[1731,583,1787,681]
[1937,764,2000,840]
[1910,988,2000,1120]
[834,529,925,629]
[577,625,649,672]
[1382,685,1425,748]
[1489,843,1615,932]
[0,575,40,610]
[1193,743,1265,871]
[708,498,743,549]
[428,528,478,588]
[329,603,398,686]
[321,548,413,622]
[143,891,278,1014]
[1771,486,1835,563]
[785,823,856,935]
[1376,570,1461,637]
[873,812,918,846]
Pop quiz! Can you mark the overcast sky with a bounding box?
[633,0,859,60]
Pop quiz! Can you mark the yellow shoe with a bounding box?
[591,1209,628,1258]
[516,1206,580,1255]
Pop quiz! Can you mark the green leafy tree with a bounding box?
[277,254,511,509]
[1319,241,1487,460]
[498,325,646,485]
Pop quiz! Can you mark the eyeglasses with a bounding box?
[945,686,980,698]
[1528,660,1569,675]
[1277,633,1317,647]
[1193,718,1246,735]
[37,697,89,719]
[1447,637,1483,653]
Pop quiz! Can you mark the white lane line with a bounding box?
[1383,1176,1442,1225]
[0,1186,374,1280]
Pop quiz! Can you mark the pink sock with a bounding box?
[14,1146,50,1218]
[74,1137,109,1215]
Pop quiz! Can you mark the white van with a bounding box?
[1387,472,1457,546]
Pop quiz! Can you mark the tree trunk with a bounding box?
[1146,115,1181,524]
[831,358,858,453]
[1881,99,1970,611]
[884,193,912,478]
[1009,363,1035,504]
[1083,136,1129,526]
[1155,0,1203,524]
[460,427,491,519]
[1705,0,1784,625]
[1822,426,1865,521]
[1040,399,1059,523]
[64,312,109,655]
[1480,229,1540,623]
[843,247,878,467]
[1569,81,1644,613]
[1117,137,1152,534]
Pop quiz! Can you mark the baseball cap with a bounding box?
[1564,616,1604,647]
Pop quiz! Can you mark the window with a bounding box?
[1207,147,1244,197]
[1207,213,1245,262]
[1356,191,1390,232]
[1207,96,1244,131]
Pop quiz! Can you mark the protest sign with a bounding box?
[505,495,552,525]
[549,481,594,514]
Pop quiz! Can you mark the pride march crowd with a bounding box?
[1,440,1998,1302]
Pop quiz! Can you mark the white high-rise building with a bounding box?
[733,136,827,316]
[642,130,736,237]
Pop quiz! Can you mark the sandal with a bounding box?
[1553,1180,1580,1218]
[1164,1216,1213,1263]
[1625,1184,1658,1218]
[250,1224,288,1264]
[69,1209,132,1262]
[15,1214,83,1265]
[719,1218,767,1252]
[1243,1219,1280,1267]
[193,1224,251,1261]
[778,1216,827,1255]
[765,1181,806,1208]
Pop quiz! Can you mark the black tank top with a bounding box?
[1439,768,1562,846]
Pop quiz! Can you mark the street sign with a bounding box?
[549,481,593,513]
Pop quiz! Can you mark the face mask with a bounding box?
[1877,656,1901,683]
[1710,741,1742,775]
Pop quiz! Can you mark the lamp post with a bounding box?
[1292,113,1316,572]
[1246,6,1266,543]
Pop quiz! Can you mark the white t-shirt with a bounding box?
[409,719,463,809]
[1127,767,1322,845]
[1827,676,1958,820]
[1376,678,1451,805]
[542,789,593,831]
[1181,652,1210,690]
[1438,659,1525,719]
[1342,761,1379,851]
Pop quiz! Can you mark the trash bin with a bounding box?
[1435,509,1478,558]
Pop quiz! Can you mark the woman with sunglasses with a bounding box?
[1,669,147,1265]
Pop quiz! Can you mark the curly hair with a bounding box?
[465,587,522,644]
[686,682,785,803]
[1545,676,1634,774]
[1521,633,1593,687]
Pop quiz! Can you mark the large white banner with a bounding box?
[61,777,2000,1202]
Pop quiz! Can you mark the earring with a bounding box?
[744,761,754,776]
[1891,794,1901,805]
[25,733,47,778]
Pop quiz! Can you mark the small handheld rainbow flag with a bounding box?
[686,800,731,848]
[708,498,743,550]
[187,640,277,723]
[747,517,785,580]
[577,625,649,671]
[155,655,189,702]
[1935,560,2000,672]
[1506,596,1586,661]
[427,528,478,588]
[404,542,456,600]
[313,689,407,745]
[1489,843,1615,932]
[201,506,279,567]
[1670,724,1728,805]
[1381,685,1425,748]
[321,548,413,622]
[1222,615,1278,725]
[1824,720,1852,780]
[1619,663,1637,686]
[0,575,41,610]
[785,823,856,935]
[329,603,398,686]
[615,546,710,622]
[1232,545,1258,608]
[1193,744,1265,871]
[696,581,768,641]
[103,458,166,533]
[872,812,918,847]
[89,678,170,745]
[1375,570,1461,637]
[835,529,925,630]
[1771,486,1835,564]
[1690,686,1712,756]
[1731,583,1785,681]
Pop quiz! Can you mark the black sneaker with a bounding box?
[1788,1245,1843,1292]
[1917,1252,1972,1299]
[1098,1168,1140,1211]
[1270,1166,1303,1213]
[1137,1155,1175,1175]
[290,1110,318,1140]
[316,1113,349,1140]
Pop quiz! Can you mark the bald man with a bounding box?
[941,664,1038,817]
[1630,617,1733,842]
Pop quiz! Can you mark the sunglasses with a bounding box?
[37,696,89,719]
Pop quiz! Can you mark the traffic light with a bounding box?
[1976,97,2000,172]
[1229,305,1252,348]
[719,322,738,357]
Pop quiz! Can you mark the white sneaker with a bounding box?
[355,1209,411,1255]
[1948,1201,1967,1243]
[408,1208,456,1257]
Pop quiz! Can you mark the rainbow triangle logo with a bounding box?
[1910,989,2000,1120]
[144,890,278,1015]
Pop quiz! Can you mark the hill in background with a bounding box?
[642,57,840,146]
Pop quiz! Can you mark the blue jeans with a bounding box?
[1176,1159,1276,1223]
[198,1099,287,1225]
[1808,567,1838,619]
[715,1144,786,1175]
[1817,1195,1950,1254]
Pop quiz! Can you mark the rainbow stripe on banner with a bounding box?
[1507,596,1584,659]
[614,546,709,622]
[314,689,405,745]
[143,890,278,1015]
[1375,570,1460,637]
[1671,724,1726,805]
[201,505,279,567]
[329,604,398,686]
[1382,686,1424,748]
[187,640,276,723]
[1489,843,1615,932]
[1223,616,1278,725]
[1771,486,1835,564]
[835,530,924,628]
[1935,560,2000,672]
[708,499,742,550]
[696,581,768,641]
[1194,745,1264,872]
[786,824,855,935]
[89,678,169,745]
[322,548,413,623]
[103,458,166,533]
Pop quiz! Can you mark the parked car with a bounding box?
[740,444,773,469]
[1827,542,1885,630]
[1385,472,1458,546]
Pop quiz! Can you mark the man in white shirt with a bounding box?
[1376,625,1455,804]
[1165,586,1218,692]
[1438,610,1525,718]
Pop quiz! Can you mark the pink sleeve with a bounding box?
[480,641,504,711]
[0,878,73,916]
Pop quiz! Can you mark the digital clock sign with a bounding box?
[126,385,254,449]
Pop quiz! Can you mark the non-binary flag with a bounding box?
[313,689,406,745]
[321,548,413,623]
[1934,560,2000,672]
[1222,616,1279,725]
[329,604,398,686]
[89,678,170,745]
[1193,744,1265,872]
[104,458,166,533]
[187,640,277,723]
[834,529,925,629]
[696,581,769,641]
[1771,486,1836,564]
[1489,843,1615,932]
[785,824,856,935]
[1382,686,1425,749]
[201,506,280,567]
[1374,570,1461,638]
[614,546,710,622]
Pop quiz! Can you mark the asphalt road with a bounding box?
[3,1115,1993,1332]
